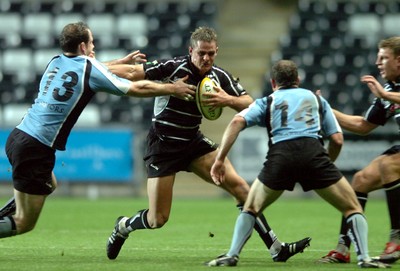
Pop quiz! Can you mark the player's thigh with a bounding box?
[244,178,283,215]
[13,189,46,231]
[190,149,243,184]
[189,150,215,183]
[315,177,362,217]
[147,175,175,220]
[190,151,249,202]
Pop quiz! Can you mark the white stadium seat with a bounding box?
[87,14,116,48]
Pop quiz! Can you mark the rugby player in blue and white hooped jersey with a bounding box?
[0,22,196,240]
[106,26,311,262]
[205,60,389,268]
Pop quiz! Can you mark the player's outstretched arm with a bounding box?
[108,63,146,82]
[126,75,196,99]
[211,115,246,185]
[332,109,377,135]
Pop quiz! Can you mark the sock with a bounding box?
[121,209,151,235]
[389,229,400,244]
[346,212,370,262]
[237,204,280,253]
[356,191,368,210]
[337,191,368,253]
[384,179,400,237]
[0,197,16,217]
[0,216,17,238]
[227,211,255,257]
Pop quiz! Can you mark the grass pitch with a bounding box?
[0,196,398,271]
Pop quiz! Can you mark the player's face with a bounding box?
[376,48,400,82]
[84,29,95,57]
[189,40,218,76]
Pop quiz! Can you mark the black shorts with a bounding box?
[143,128,218,177]
[382,145,400,155]
[5,128,56,195]
[258,137,343,192]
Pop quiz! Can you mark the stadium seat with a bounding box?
[357,1,387,15]
[2,103,29,127]
[53,13,85,38]
[22,13,54,48]
[116,14,149,49]
[96,49,127,63]
[87,14,116,48]
[0,13,22,48]
[348,14,381,47]
[2,48,33,83]
[33,49,60,74]
[382,14,400,37]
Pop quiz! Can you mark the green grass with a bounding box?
[0,197,398,271]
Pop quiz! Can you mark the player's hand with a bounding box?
[210,160,226,186]
[172,75,196,101]
[120,50,147,65]
[201,85,230,108]
[361,75,384,98]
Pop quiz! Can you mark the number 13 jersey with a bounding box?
[17,54,132,150]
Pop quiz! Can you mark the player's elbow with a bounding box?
[330,132,344,147]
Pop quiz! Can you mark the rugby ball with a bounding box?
[196,77,223,120]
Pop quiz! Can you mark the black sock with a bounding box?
[237,204,275,249]
[125,209,151,232]
[356,191,368,210]
[0,197,16,217]
[384,179,400,229]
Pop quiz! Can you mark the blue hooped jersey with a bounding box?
[238,88,342,145]
[17,54,132,150]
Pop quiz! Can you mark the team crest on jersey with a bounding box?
[389,103,400,114]
[147,60,159,66]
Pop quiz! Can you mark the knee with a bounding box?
[147,212,169,229]
[352,171,369,191]
[13,217,36,234]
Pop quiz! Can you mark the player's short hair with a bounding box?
[271,60,298,88]
[59,22,90,53]
[189,26,218,48]
[379,37,400,57]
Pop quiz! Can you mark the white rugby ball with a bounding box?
[196,77,223,120]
